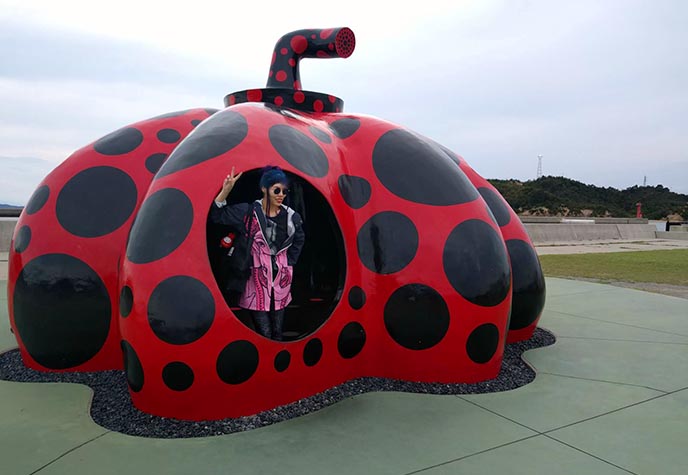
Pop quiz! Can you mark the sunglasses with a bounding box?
[271,186,288,196]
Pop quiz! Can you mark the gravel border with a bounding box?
[0,328,555,438]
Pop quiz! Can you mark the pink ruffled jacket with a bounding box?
[212,200,305,311]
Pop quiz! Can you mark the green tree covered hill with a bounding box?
[488,176,688,220]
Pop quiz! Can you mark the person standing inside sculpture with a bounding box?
[211,165,305,341]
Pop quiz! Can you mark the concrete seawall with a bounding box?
[0,218,17,252]
[520,217,650,225]
[524,223,658,244]
[0,215,684,251]
[656,231,688,241]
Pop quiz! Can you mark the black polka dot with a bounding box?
[274,350,291,372]
[485,206,499,226]
[506,239,546,330]
[13,225,31,253]
[162,362,194,391]
[338,175,371,209]
[94,127,144,155]
[479,187,511,227]
[357,212,418,274]
[119,286,133,318]
[25,185,49,215]
[269,125,329,178]
[156,109,248,178]
[191,119,202,127]
[216,340,259,384]
[303,338,323,367]
[338,322,366,359]
[147,276,215,345]
[309,126,332,143]
[157,128,181,143]
[13,254,111,369]
[150,109,216,121]
[436,143,461,166]
[372,129,479,206]
[145,153,167,174]
[466,324,500,363]
[126,188,193,264]
[384,284,450,350]
[56,166,137,238]
[265,105,302,120]
[348,286,366,310]
[443,220,511,307]
[329,118,360,139]
[121,340,144,392]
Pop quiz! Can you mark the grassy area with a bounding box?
[538,249,688,286]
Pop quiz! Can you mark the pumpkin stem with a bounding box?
[266,28,355,90]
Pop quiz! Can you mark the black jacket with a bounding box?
[211,200,305,266]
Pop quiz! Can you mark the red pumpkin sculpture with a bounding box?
[7,27,545,420]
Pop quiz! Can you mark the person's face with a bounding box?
[263,182,288,208]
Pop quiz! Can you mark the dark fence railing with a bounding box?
[666,221,688,231]
[0,208,22,218]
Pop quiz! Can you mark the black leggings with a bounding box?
[251,308,285,341]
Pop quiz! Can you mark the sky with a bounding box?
[1,0,686,205]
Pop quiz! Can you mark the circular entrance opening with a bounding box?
[207,169,346,341]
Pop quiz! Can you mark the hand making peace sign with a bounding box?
[215,166,243,203]
[222,166,243,192]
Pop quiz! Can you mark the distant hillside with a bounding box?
[0,203,22,209]
[488,176,688,220]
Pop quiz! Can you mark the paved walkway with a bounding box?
[535,238,688,255]
[1,277,687,474]
[1,252,8,281]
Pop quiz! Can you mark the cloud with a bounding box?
[0,156,58,205]
[334,1,688,193]
[0,76,223,161]
[1,0,687,203]
[0,18,245,88]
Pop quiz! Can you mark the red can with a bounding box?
[220,232,236,248]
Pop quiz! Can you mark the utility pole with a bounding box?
[537,155,543,179]
[643,175,647,186]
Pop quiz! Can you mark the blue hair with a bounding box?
[259,166,289,190]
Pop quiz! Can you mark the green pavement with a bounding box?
[1,278,687,475]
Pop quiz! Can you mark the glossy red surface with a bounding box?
[116,104,513,419]
[6,27,544,420]
[8,109,215,372]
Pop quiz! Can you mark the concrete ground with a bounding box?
[1,277,688,475]
[1,252,8,281]
[534,238,688,255]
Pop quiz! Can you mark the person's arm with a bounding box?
[210,202,250,230]
[214,166,242,204]
[209,167,248,230]
[287,213,305,266]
